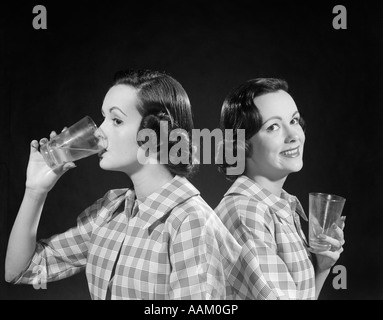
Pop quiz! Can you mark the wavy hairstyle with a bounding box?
[113,69,198,178]
[218,78,306,180]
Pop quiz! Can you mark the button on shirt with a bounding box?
[215,176,315,300]
[13,175,242,300]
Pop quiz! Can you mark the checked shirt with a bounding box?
[12,175,243,300]
[215,175,316,299]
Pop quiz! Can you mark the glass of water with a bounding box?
[40,116,107,169]
[308,192,346,252]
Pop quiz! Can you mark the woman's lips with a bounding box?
[280,147,300,158]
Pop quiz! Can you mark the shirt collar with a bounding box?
[224,175,308,223]
[130,175,200,228]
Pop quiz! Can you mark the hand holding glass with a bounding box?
[40,116,107,169]
[308,193,346,252]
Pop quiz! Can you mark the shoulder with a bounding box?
[168,195,214,229]
[166,195,240,254]
[165,194,234,241]
[216,194,273,225]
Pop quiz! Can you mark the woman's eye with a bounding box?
[291,117,300,125]
[112,118,123,126]
[267,124,279,131]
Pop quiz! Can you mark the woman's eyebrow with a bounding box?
[101,106,127,117]
[109,106,127,116]
[262,116,282,126]
[262,111,300,125]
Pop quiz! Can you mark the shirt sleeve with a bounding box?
[11,192,111,286]
[168,211,227,300]
[233,198,301,299]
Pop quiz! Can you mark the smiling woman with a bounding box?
[245,90,305,183]
[215,78,346,300]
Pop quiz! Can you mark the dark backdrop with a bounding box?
[1,1,382,300]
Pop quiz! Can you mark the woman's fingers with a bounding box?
[319,232,344,251]
[37,127,66,148]
[332,225,345,245]
[51,162,76,175]
[63,162,76,171]
[39,137,48,146]
[337,216,346,230]
[30,140,39,153]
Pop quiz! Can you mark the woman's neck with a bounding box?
[130,164,174,200]
[244,170,287,197]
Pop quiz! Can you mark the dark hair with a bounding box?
[218,78,305,180]
[113,69,197,178]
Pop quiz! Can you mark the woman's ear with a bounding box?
[136,143,159,165]
[136,112,173,164]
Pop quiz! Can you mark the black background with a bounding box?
[1,1,382,300]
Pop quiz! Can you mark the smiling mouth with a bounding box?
[280,147,300,158]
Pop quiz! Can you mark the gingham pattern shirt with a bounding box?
[13,175,243,300]
[215,175,315,300]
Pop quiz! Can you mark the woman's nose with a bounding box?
[284,128,299,144]
[95,124,108,149]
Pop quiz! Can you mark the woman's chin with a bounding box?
[99,159,112,170]
[288,162,303,173]
[277,161,303,176]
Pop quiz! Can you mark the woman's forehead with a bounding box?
[102,85,139,112]
[254,91,298,118]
